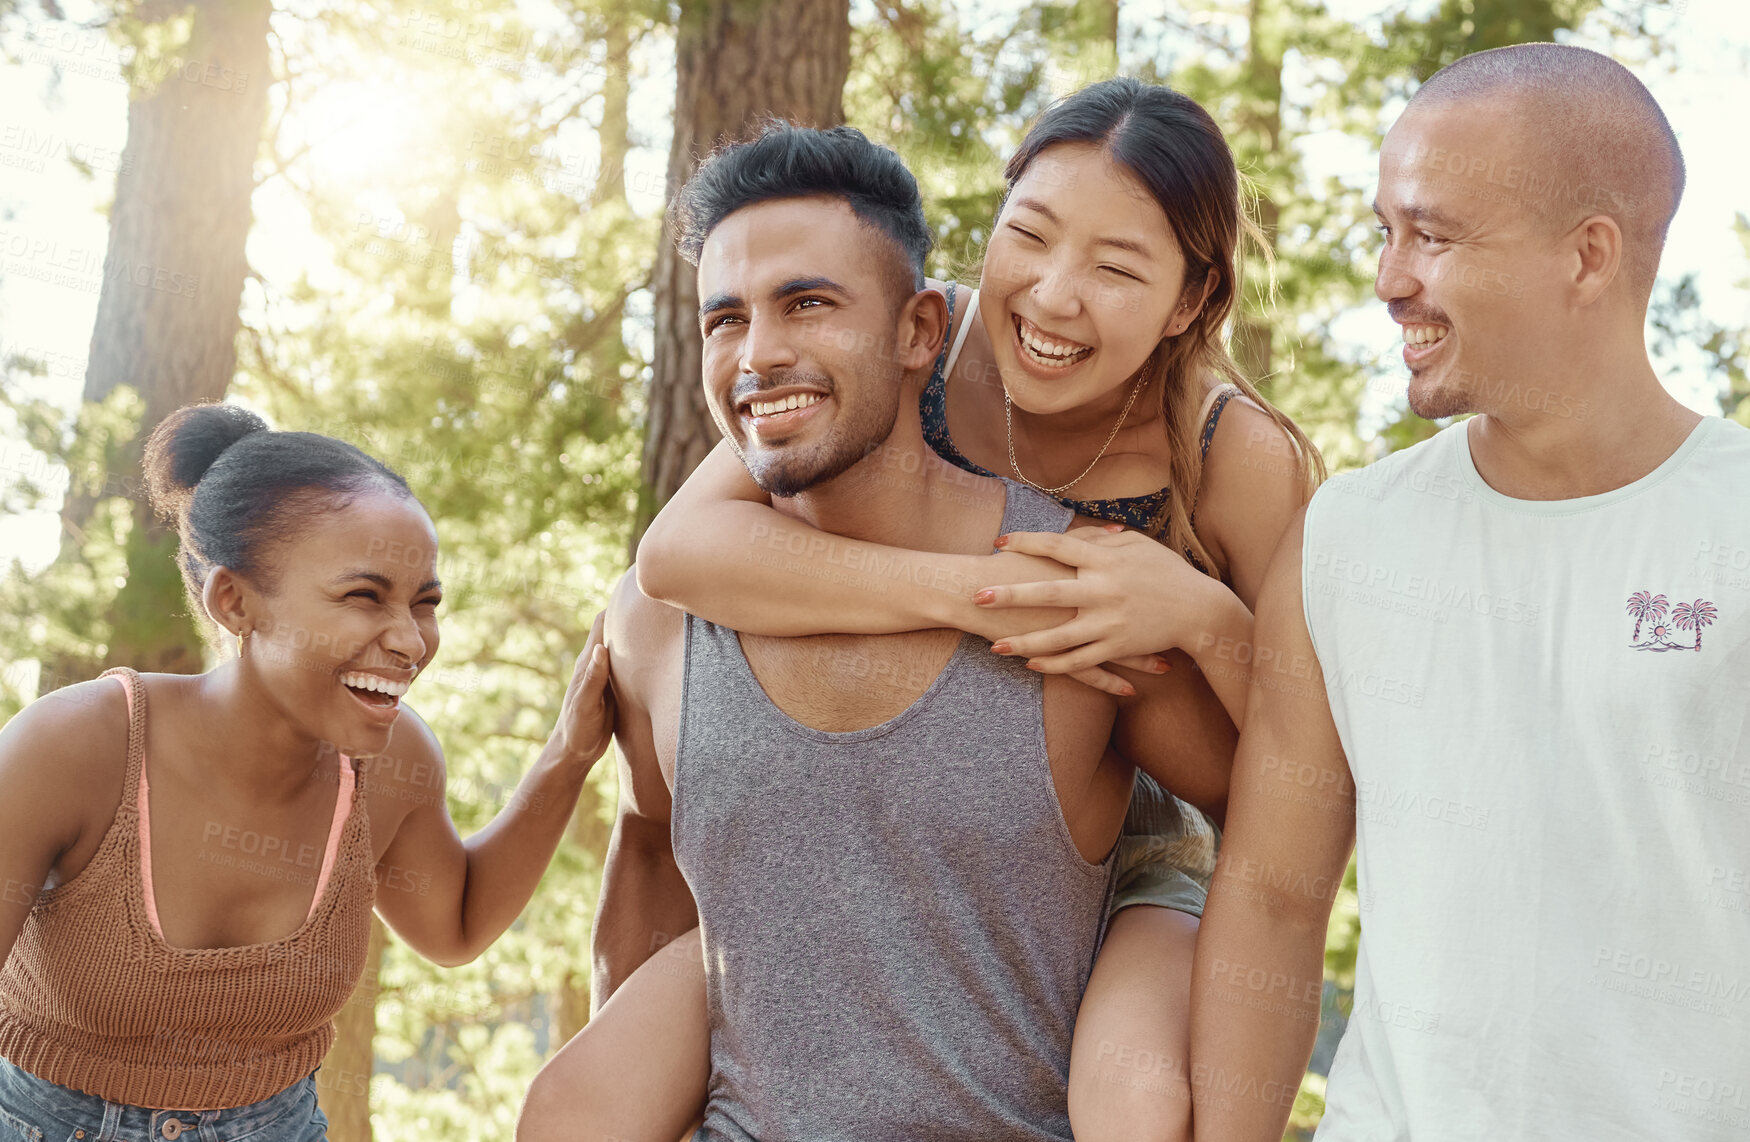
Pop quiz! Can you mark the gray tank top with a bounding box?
[674,480,1118,1142]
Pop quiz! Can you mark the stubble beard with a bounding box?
[1406,368,1474,421]
[744,393,901,499]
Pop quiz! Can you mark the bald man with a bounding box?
[1190,44,1749,1141]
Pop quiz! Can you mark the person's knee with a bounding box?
[1069,1059,1192,1142]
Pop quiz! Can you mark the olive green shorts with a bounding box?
[1108,771,1222,919]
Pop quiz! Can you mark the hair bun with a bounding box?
[143,403,269,519]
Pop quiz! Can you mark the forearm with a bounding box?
[1180,585,1256,726]
[450,741,594,960]
[1189,880,1329,1140]
[590,822,696,1014]
[640,499,987,635]
[1114,650,1238,822]
[1190,505,1351,1139]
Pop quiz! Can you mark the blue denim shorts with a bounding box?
[0,1058,328,1142]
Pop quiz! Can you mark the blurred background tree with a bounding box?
[0,1,1739,1140]
[633,0,851,548]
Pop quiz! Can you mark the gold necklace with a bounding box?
[1005,372,1149,497]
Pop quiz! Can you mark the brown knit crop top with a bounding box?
[0,668,377,1110]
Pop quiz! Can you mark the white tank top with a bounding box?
[1302,415,1750,1140]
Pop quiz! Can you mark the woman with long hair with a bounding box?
[0,404,612,1140]
[524,77,1324,1142]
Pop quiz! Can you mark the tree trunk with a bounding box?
[632,0,851,552]
[1233,0,1283,386]
[318,915,388,1142]
[592,18,632,209]
[53,0,273,681]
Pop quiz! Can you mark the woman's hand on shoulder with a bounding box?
[549,611,614,772]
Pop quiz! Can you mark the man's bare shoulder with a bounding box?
[608,566,680,631]
[605,568,684,704]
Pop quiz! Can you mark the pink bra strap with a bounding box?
[121,672,356,939]
[309,760,355,912]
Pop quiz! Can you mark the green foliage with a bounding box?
[847,0,1042,277]
[1650,215,1750,425]
[1324,856,1362,989]
[1286,1070,1328,1142]
[115,3,198,94]
[0,385,146,717]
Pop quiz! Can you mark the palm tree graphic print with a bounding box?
[1626,591,1717,650]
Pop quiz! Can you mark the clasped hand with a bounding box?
[977,525,1219,696]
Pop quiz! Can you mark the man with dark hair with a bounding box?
[1191,44,1750,1141]
[532,124,1234,1139]
[667,125,937,498]
[673,122,934,293]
